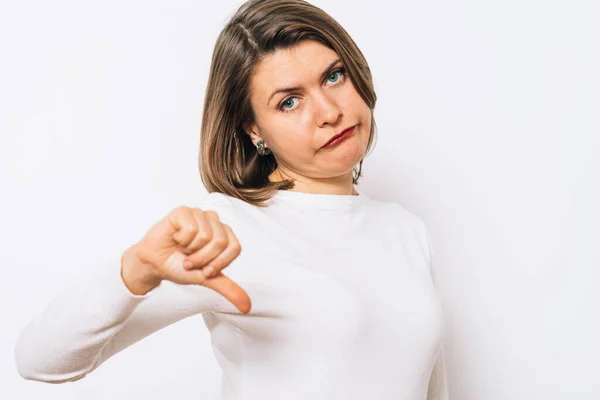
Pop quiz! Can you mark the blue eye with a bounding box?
[327,68,346,84]
[280,97,299,111]
[277,67,347,113]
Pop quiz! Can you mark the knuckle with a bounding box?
[192,207,205,217]
[212,235,228,249]
[203,209,219,219]
[185,225,198,234]
[231,241,242,255]
[173,205,189,214]
[197,230,212,243]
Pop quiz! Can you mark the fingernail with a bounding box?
[203,266,215,278]
[183,260,193,270]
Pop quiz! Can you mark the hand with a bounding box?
[133,206,251,314]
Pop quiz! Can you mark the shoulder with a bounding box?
[191,191,257,228]
[191,191,238,226]
[368,198,429,234]
[368,198,433,263]
[195,191,233,207]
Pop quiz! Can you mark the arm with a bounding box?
[420,218,451,400]
[14,249,224,383]
[427,346,450,400]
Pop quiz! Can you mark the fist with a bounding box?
[135,205,251,314]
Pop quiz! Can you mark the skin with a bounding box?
[243,39,372,196]
[123,41,376,311]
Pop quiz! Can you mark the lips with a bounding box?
[321,125,357,148]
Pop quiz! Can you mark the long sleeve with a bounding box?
[427,346,450,400]
[420,217,451,400]
[14,251,224,383]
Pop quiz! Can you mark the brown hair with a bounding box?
[199,0,378,207]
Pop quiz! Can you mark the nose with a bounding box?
[314,91,342,127]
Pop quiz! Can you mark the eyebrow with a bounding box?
[266,58,343,106]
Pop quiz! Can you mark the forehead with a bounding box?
[249,40,340,97]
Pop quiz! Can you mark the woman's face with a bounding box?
[244,39,372,187]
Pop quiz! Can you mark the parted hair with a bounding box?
[199,0,378,207]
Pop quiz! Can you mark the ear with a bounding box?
[242,121,265,147]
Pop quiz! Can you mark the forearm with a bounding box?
[14,250,156,383]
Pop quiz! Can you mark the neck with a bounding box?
[269,168,358,196]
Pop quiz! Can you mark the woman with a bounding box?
[14,0,450,399]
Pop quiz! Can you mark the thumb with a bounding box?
[202,273,252,315]
[164,252,252,315]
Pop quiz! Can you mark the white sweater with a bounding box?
[15,189,450,400]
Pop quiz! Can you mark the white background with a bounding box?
[2,0,599,399]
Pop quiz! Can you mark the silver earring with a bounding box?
[256,139,271,156]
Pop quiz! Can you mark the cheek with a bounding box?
[343,85,370,115]
[269,123,312,155]
[355,95,371,116]
[340,142,366,166]
[343,90,371,137]
[258,114,304,146]
[279,117,313,144]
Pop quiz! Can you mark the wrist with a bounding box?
[121,244,162,295]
